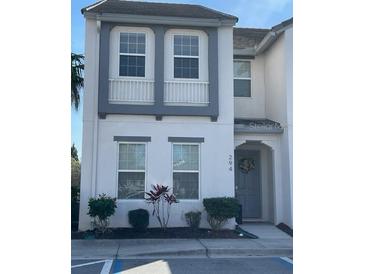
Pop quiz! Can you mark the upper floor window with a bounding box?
[119,32,146,77]
[234,60,251,97]
[173,35,199,79]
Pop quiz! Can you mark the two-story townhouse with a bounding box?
[78,0,293,231]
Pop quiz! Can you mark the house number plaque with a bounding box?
[228,154,233,171]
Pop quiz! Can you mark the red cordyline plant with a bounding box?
[145,184,178,229]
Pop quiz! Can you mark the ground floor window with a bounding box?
[172,143,200,199]
[117,143,146,199]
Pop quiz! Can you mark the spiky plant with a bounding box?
[145,184,178,229]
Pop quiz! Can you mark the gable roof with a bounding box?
[82,0,238,21]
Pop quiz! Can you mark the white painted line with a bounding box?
[100,260,113,274]
[71,260,107,268]
[280,257,293,264]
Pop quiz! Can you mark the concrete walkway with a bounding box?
[72,237,292,259]
[239,223,292,239]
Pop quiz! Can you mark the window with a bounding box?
[172,144,199,199]
[117,143,146,199]
[174,35,199,79]
[119,32,146,77]
[234,60,251,97]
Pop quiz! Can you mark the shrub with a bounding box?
[185,211,201,230]
[145,184,178,229]
[88,194,117,233]
[128,209,149,232]
[203,197,239,231]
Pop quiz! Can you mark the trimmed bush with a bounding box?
[128,209,149,232]
[185,211,201,230]
[203,197,239,230]
[88,194,117,233]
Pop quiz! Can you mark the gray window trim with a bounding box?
[98,22,219,121]
[168,137,204,143]
[114,136,151,142]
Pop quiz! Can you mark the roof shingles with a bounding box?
[233,28,269,49]
[82,0,238,21]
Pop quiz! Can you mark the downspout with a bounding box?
[91,19,101,198]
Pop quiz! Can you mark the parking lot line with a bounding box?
[71,260,107,269]
[280,257,293,264]
[100,260,113,274]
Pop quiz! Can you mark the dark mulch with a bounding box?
[276,223,293,237]
[72,227,246,239]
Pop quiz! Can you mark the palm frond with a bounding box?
[71,53,85,110]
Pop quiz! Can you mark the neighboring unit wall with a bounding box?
[263,28,293,227]
[234,55,266,119]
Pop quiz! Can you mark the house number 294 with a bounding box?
[228,155,233,171]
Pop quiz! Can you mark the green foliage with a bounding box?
[71,143,79,161]
[71,53,84,110]
[71,158,81,187]
[128,209,149,232]
[203,197,239,230]
[185,211,201,230]
[88,194,117,233]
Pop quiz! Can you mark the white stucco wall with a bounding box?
[263,27,293,227]
[79,18,99,229]
[92,118,234,228]
[234,55,266,119]
[79,24,235,230]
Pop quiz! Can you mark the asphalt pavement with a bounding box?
[71,257,293,274]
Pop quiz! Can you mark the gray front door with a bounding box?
[235,150,261,219]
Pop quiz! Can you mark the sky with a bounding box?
[71,0,293,159]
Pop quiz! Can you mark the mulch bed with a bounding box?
[72,227,246,239]
[276,223,293,237]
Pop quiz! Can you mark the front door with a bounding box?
[235,150,261,219]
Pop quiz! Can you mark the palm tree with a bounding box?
[71,53,84,110]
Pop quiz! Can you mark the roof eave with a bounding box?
[83,11,237,27]
[255,20,292,55]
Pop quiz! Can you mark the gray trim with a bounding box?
[234,55,255,60]
[207,28,219,119]
[153,25,166,109]
[98,22,219,121]
[83,13,237,27]
[168,137,205,143]
[98,22,111,118]
[234,125,284,134]
[113,136,151,142]
[233,48,255,56]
